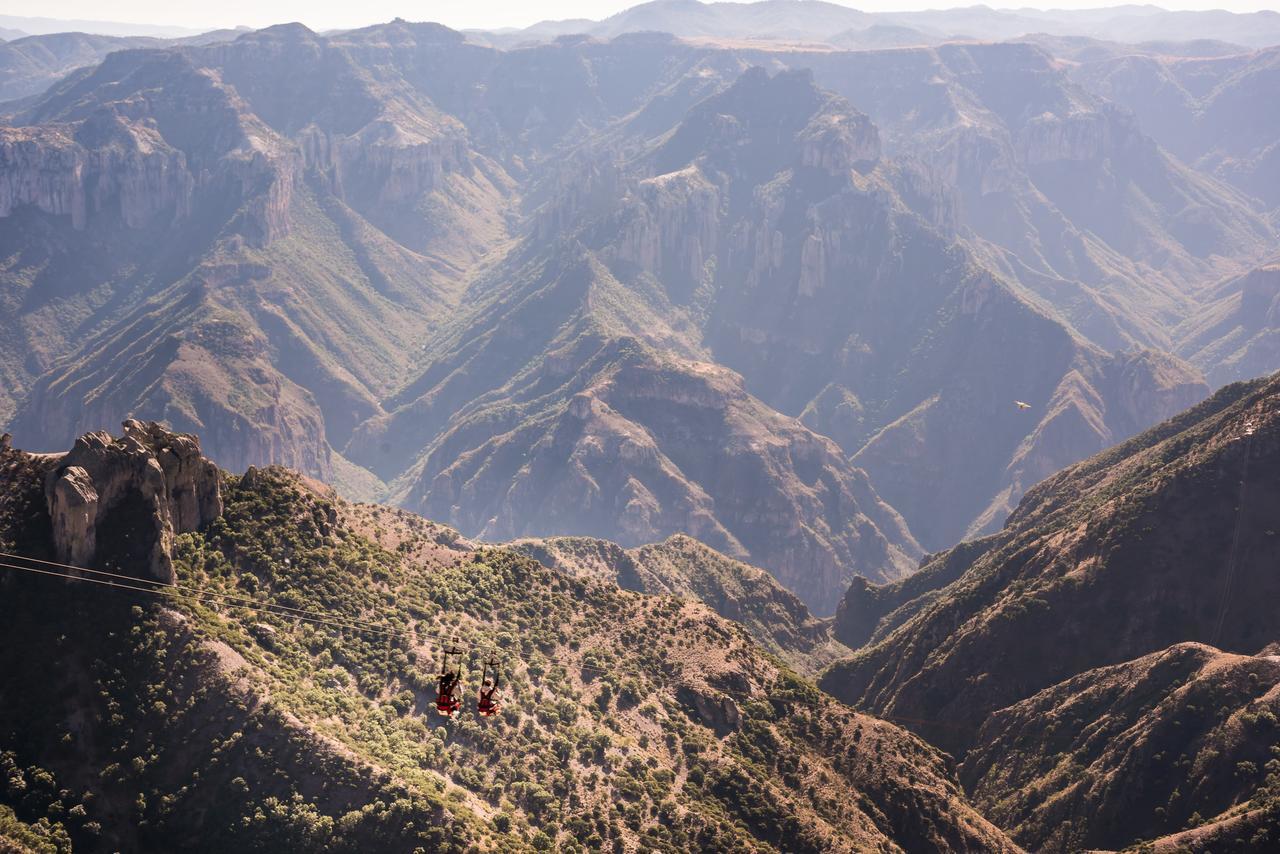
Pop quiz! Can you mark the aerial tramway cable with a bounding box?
[0,555,399,638]
[0,550,390,626]
[0,551,963,731]
[1209,424,1256,648]
[1,551,664,678]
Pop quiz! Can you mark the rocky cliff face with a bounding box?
[1015,104,1141,166]
[0,121,193,230]
[604,167,721,301]
[0,116,295,247]
[326,125,472,203]
[43,420,221,582]
[5,49,300,246]
[0,28,515,484]
[193,22,513,262]
[401,341,921,615]
[1178,262,1280,387]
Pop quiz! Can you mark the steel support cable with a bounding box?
[0,560,399,638]
[0,557,709,677]
[0,557,964,730]
[0,550,365,624]
[1210,429,1254,648]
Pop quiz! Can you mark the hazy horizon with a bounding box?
[3,0,1279,35]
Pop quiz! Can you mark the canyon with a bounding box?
[2,5,1279,850]
[5,21,1273,615]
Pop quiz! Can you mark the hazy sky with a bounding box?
[7,1,1280,33]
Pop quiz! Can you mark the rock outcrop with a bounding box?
[44,420,222,583]
[0,123,192,230]
[0,50,296,244]
[676,683,742,735]
[605,167,721,300]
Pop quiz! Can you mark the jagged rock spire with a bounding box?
[44,420,222,583]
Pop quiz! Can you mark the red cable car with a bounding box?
[477,657,501,717]
[435,644,464,717]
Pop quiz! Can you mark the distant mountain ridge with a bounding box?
[0,32,170,102]
[0,14,211,39]
[484,0,1280,50]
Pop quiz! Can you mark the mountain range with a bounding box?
[2,3,1279,852]
[5,15,1279,616]
[483,1,1280,51]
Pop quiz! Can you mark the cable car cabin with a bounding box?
[476,686,499,717]
[477,658,501,717]
[435,673,462,716]
[435,645,464,717]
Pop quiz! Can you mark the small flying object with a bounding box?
[1014,400,1032,410]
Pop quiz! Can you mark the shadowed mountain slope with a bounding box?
[0,424,1017,853]
[821,372,1280,757]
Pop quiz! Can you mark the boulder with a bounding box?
[676,684,741,736]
